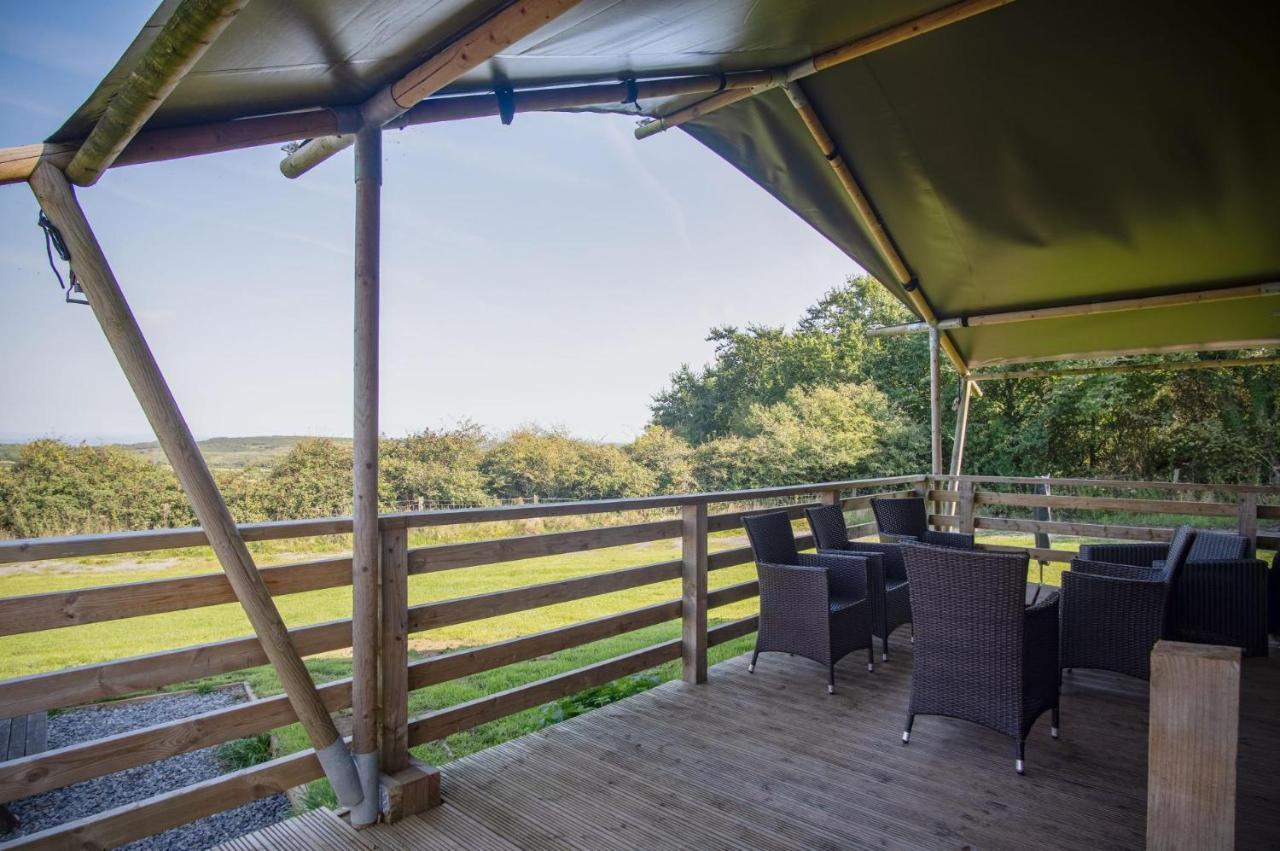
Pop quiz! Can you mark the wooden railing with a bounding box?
[928,475,1279,562]
[0,475,919,849]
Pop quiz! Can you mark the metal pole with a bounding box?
[929,326,943,477]
[351,124,382,827]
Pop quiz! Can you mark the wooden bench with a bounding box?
[0,712,49,833]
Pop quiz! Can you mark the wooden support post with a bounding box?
[1147,641,1242,851]
[350,125,382,827]
[377,525,440,820]
[681,503,708,684]
[929,326,943,523]
[820,489,841,506]
[948,378,972,487]
[1237,493,1259,552]
[957,480,976,535]
[379,527,409,772]
[26,161,363,806]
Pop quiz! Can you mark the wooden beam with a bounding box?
[779,81,973,379]
[0,73,782,188]
[281,0,586,177]
[634,0,1014,139]
[973,354,1280,381]
[350,124,382,826]
[681,503,709,684]
[25,162,363,809]
[65,0,249,186]
[1147,641,1241,850]
[869,282,1280,336]
[968,338,1280,369]
[948,378,972,480]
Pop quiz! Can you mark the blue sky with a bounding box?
[0,2,858,444]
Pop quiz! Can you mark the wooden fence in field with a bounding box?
[0,473,1275,848]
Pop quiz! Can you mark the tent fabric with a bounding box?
[46,0,1280,368]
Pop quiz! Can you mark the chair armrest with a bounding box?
[798,552,871,600]
[923,530,975,550]
[756,561,829,614]
[1061,569,1169,634]
[1077,542,1166,566]
[1070,558,1163,582]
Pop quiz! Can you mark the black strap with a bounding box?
[496,86,516,125]
[37,210,88,306]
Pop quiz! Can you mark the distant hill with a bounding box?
[0,436,350,470]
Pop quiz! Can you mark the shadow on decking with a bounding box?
[219,633,1280,850]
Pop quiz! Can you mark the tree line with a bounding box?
[2,276,1274,538]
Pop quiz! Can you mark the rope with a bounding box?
[37,211,89,306]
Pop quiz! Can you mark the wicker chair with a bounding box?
[870,496,974,549]
[1078,531,1268,656]
[1060,526,1197,680]
[899,544,1059,774]
[743,511,877,693]
[806,504,911,662]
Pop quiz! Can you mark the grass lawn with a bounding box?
[2,524,1272,812]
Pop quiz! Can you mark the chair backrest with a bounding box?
[871,496,928,540]
[743,511,799,565]
[1188,530,1251,561]
[901,545,1030,732]
[1161,525,1197,586]
[805,504,850,550]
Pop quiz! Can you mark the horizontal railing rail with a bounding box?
[2,471,1274,849]
[0,476,910,849]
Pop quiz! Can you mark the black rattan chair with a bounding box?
[1060,526,1197,680]
[870,496,974,549]
[1079,531,1268,655]
[743,511,877,693]
[899,544,1059,774]
[806,504,910,662]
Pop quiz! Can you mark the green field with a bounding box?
[0,434,349,471]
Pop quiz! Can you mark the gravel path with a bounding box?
[7,689,291,850]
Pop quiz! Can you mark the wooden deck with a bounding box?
[219,633,1280,850]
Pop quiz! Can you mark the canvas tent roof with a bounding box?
[40,0,1280,369]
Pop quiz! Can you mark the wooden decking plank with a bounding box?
[5,715,25,761]
[708,659,1148,840]
[446,752,630,850]
[510,728,852,851]
[464,743,708,850]
[24,712,47,755]
[399,803,522,850]
[541,713,896,850]
[606,690,1136,851]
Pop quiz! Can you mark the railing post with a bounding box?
[1147,641,1241,850]
[682,502,708,684]
[1237,493,1258,551]
[819,488,841,507]
[958,480,976,535]
[378,522,441,821]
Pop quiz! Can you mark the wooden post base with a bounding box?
[380,758,441,823]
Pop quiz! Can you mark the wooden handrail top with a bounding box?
[0,475,924,565]
[937,474,1280,495]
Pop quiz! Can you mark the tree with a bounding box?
[482,427,655,501]
[626,426,697,494]
[381,422,490,507]
[258,438,357,519]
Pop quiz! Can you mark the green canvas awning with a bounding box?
[39,0,1280,368]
